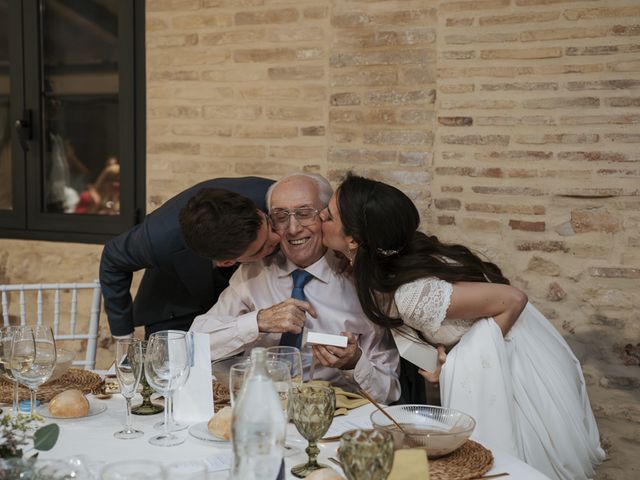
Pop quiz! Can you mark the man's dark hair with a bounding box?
[179,188,262,261]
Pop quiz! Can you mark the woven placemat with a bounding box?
[429,440,493,480]
[213,381,230,412]
[0,368,104,404]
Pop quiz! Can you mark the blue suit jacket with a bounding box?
[99,177,274,336]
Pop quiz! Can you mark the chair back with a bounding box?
[0,281,101,370]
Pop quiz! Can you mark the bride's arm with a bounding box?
[447,282,528,336]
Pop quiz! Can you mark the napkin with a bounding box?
[173,332,214,422]
[387,449,430,480]
[307,380,368,416]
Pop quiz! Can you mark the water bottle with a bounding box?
[231,347,286,480]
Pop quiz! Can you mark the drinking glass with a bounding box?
[131,340,163,416]
[0,326,20,417]
[153,330,189,432]
[145,330,191,446]
[114,338,144,439]
[101,460,166,480]
[338,429,395,480]
[288,384,336,478]
[10,325,56,418]
[266,346,303,386]
[229,359,290,408]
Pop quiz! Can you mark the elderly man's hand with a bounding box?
[256,298,317,333]
[312,332,361,370]
[418,345,447,386]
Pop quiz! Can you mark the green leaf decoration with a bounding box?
[33,424,59,451]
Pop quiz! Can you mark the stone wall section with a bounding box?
[0,1,638,477]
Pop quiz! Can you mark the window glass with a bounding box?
[42,0,120,216]
[0,2,11,211]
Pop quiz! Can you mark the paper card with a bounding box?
[173,332,214,423]
[391,327,438,373]
[304,331,348,348]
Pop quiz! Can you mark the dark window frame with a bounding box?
[0,0,145,244]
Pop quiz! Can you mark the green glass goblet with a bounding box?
[288,384,336,478]
[130,341,163,416]
[338,429,395,480]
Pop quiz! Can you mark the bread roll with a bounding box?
[48,389,90,418]
[207,406,232,440]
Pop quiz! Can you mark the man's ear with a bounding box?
[214,259,237,268]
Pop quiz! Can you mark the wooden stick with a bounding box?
[358,388,407,434]
[475,473,509,479]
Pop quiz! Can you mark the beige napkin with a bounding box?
[307,380,369,416]
[387,449,430,480]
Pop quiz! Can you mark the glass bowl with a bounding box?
[370,405,475,458]
[48,348,76,381]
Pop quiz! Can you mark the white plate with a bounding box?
[188,422,229,443]
[37,401,108,419]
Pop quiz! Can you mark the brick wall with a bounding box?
[1,0,638,476]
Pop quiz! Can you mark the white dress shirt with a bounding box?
[190,251,400,404]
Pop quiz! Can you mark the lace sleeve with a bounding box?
[394,278,453,336]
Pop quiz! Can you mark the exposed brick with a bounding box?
[440,84,475,94]
[399,151,431,166]
[201,144,265,159]
[268,66,324,81]
[466,203,545,215]
[267,27,325,42]
[434,199,461,210]
[604,134,640,143]
[481,48,562,60]
[446,17,474,27]
[269,146,324,160]
[171,124,231,137]
[558,188,635,197]
[235,8,299,25]
[441,0,510,12]
[148,142,200,155]
[266,106,322,121]
[201,30,265,46]
[332,69,398,87]
[436,166,504,177]
[462,218,502,231]
[233,125,298,139]
[571,207,620,233]
[233,48,296,63]
[336,29,436,49]
[516,241,569,253]
[365,90,435,106]
[330,49,434,68]
[475,151,553,161]
[509,220,546,231]
[558,152,633,162]
[472,186,544,196]
[363,130,433,146]
[149,70,199,81]
[172,14,233,29]
[441,135,509,146]
[330,92,361,106]
[402,67,436,85]
[329,110,363,124]
[522,97,599,109]
[568,80,640,91]
[146,34,198,48]
[521,27,608,42]
[441,99,517,109]
[605,97,640,108]
[147,0,201,12]
[479,11,559,26]
[515,134,599,144]
[566,44,640,56]
[300,126,325,136]
[438,116,473,126]
[445,33,518,45]
[148,106,201,119]
[441,50,476,60]
[328,148,396,165]
[608,60,640,72]
[560,114,640,125]
[564,7,640,21]
[480,82,558,91]
[303,6,328,20]
[611,24,640,36]
[476,116,556,126]
[589,267,640,279]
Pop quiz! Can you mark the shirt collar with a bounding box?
[273,250,334,284]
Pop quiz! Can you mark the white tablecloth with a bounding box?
[38,394,550,479]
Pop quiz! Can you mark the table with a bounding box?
[37,394,550,479]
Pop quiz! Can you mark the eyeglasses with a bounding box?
[269,208,320,229]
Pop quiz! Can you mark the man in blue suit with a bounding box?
[99,177,280,338]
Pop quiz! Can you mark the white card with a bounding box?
[304,331,348,348]
[173,332,214,423]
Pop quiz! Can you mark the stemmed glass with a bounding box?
[338,429,395,480]
[266,346,304,456]
[153,330,189,432]
[0,326,20,417]
[114,338,144,439]
[10,325,56,419]
[229,359,290,408]
[288,384,336,478]
[131,340,163,416]
[144,330,191,446]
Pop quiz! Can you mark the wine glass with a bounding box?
[288,384,336,478]
[144,330,191,446]
[153,330,190,432]
[0,326,20,417]
[131,340,163,416]
[338,429,395,480]
[229,359,290,407]
[114,338,144,439]
[10,325,56,419]
[266,346,304,456]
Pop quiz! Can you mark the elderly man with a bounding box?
[190,173,400,403]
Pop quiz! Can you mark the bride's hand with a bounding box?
[418,345,446,386]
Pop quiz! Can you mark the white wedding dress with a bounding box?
[394,277,606,480]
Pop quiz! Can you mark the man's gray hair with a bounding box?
[266,173,333,210]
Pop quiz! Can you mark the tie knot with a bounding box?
[291,269,313,289]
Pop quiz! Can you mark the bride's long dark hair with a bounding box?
[337,173,509,328]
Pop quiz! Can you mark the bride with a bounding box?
[319,173,605,480]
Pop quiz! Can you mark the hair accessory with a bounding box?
[377,247,400,257]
